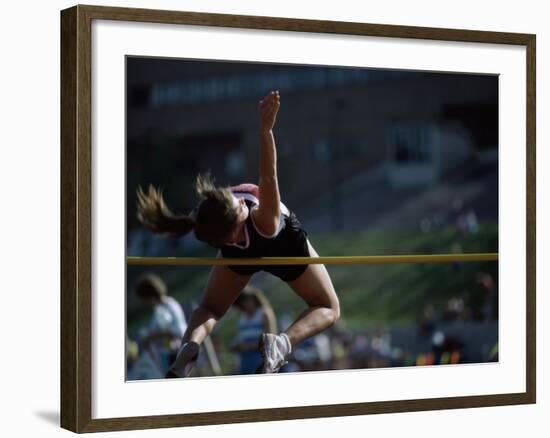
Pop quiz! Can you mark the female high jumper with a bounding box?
[136,90,340,376]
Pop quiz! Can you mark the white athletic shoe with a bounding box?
[165,341,200,378]
[259,333,291,373]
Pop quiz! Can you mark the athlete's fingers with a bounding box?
[266,101,277,117]
[266,91,278,102]
[259,92,280,124]
[262,96,271,108]
[262,99,275,115]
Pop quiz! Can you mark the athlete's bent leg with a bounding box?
[284,240,340,346]
[259,240,340,373]
[167,254,251,377]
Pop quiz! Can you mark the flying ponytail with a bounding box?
[136,185,195,237]
[136,173,239,246]
[194,172,218,199]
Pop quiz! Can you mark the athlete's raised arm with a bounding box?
[254,90,281,236]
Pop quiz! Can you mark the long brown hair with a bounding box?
[134,272,167,302]
[136,173,238,246]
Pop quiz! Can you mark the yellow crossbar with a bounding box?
[127,253,498,266]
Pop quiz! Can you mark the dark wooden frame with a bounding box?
[60,4,536,433]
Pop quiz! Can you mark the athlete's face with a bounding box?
[227,196,249,242]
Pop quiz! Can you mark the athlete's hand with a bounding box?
[259,90,280,132]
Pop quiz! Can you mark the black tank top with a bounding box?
[220,191,307,259]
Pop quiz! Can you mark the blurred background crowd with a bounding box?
[125,57,498,380]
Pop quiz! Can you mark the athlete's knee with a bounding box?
[322,302,340,326]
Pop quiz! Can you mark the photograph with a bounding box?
[59,4,535,432]
[125,57,499,381]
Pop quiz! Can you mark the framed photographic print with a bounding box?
[60,4,536,433]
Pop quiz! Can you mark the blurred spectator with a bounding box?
[442,296,471,321]
[331,333,351,370]
[126,336,139,374]
[134,272,187,376]
[456,208,479,235]
[418,304,437,337]
[292,333,333,371]
[477,272,497,321]
[127,336,164,380]
[431,330,465,364]
[368,328,392,368]
[315,333,333,367]
[350,333,370,369]
[231,286,277,374]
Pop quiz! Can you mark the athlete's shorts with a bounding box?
[223,212,311,282]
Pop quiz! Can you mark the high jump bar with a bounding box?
[127,253,498,266]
